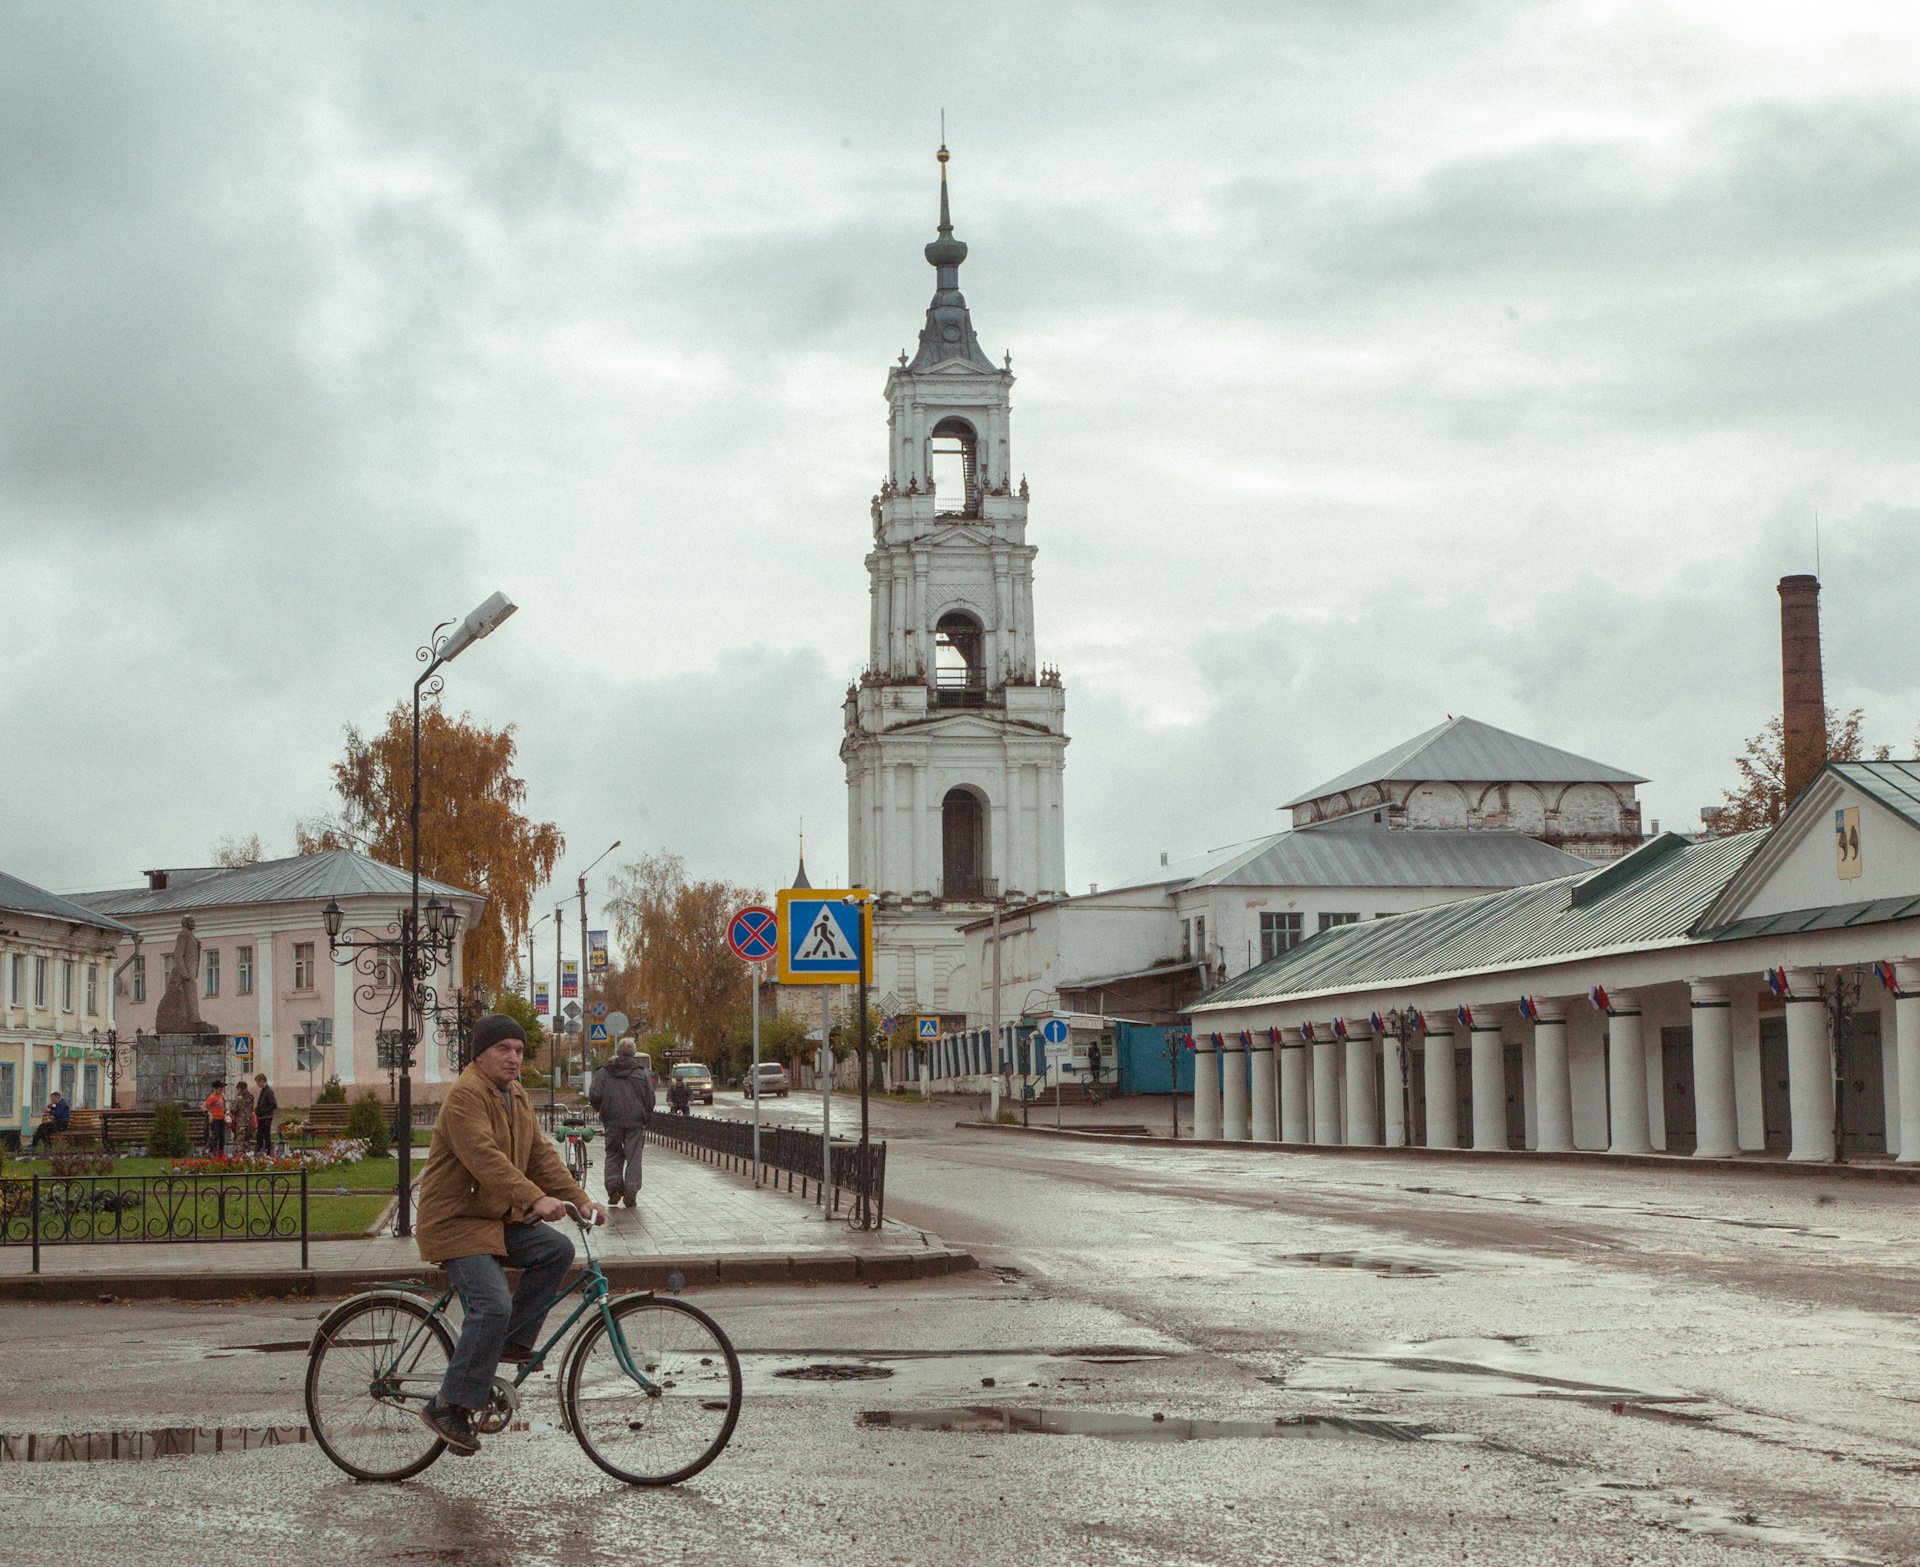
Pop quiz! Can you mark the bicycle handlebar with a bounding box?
[560,1200,606,1228]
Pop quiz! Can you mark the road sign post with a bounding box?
[728,906,777,1185]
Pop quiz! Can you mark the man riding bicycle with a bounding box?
[414,1013,605,1455]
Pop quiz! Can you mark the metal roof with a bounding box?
[1193,830,1766,1013]
[1283,715,1647,808]
[1188,825,1592,891]
[0,871,136,935]
[1835,760,1920,829]
[1062,958,1208,991]
[76,850,481,918]
[1702,893,1920,943]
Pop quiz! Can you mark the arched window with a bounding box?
[942,787,987,900]
[934,610,984,693]
[929,417,982,518]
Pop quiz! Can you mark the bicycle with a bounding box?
[304,1203,741,1486]
[561,1117,594,1184]
[1082,1068,1105,1106]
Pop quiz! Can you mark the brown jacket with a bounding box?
[415,1064,591,1263]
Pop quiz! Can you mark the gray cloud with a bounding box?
[6,1,1920,941]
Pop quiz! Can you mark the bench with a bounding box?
[97,1108,211,1152]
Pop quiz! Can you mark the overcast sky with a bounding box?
[6,1,1919,934]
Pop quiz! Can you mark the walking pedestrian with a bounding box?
[253,1074,277,1154]
[589,1037,655,1209]
[204,1079,228,1156]
[230,1078,256,1154]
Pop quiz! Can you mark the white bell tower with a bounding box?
[841,144,1069,1020]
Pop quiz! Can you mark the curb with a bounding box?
[958,1119,1920,1184]
[0,1247,976,1305]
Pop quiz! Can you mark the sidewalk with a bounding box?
[0,1136,972,1302]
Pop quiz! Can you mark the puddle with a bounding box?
[0,1425,310,1463]
[1289,1337,1699,1405]
[859,1405,1448,1442]
[774,1363,896,1382]
[1571,1480,1880,1565]
[1278,1251,1444,1278]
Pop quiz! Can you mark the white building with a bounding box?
[842,146,1067,1023]
[1,870,133,1138]
[937,717,1634,1062]
[1185,760,1920,1162]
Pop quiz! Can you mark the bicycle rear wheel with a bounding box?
[305,1292,452,1482]
[564,1295,741,1485]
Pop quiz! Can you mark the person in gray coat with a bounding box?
[589,1038,656,1208]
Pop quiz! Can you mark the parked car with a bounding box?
[670,1062,714,1105]
[745,1061,791,1098]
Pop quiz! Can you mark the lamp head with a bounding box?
[423,897,445,938]
[439,590,517,663]
[322,899,344,941]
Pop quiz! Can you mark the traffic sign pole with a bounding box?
[750,960,761,1186]
[820,988,832,1211]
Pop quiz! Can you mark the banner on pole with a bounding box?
[561,960,579,999]
[533,982,550,1017]
[588,930,609,972]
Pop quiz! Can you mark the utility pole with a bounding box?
[579,877,589,1092]
[554,900,565,1102]
[989,889,1003,1122]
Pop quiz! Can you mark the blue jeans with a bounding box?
[438,1222,576,1411]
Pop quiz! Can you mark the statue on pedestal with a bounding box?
[154,916,215,1034]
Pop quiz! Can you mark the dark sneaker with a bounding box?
[497,1342,539,1366]
[605,1185,623,1206]
[623,1194,637,1209]
[417,1398,480,1456]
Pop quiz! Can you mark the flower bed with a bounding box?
[169,1138,371,1175]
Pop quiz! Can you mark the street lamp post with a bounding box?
[326,590,516,1240]
[1375,1007,1424,1147]
[841,891,878,1229]
[576,840,622,1093]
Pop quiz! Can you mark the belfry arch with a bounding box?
[941,786,988,901]
[929,416,982,517]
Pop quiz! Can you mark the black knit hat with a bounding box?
[470,1013,528,1056]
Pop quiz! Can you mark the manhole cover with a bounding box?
[774,1363,896,1382]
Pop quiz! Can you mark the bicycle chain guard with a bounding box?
[473,1376,520,1434]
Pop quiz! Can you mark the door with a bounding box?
[1759,1016,1791,1150]
[58,1061,76,1102]
[1661,1026,1697,1153]
[83,1063,99,1109]
[1840,1011,1887,1157]
[31,1060,48,1115]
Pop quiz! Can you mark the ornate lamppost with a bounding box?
[90,1028,123,1112]
[1806,964,1865,1165]
[431,980,492,1073]
[323,590,517,1238]
[1372,1006,1425,1147]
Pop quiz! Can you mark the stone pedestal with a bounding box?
[135,1033,229,1110]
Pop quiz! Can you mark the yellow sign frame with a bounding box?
[775,888,874,985]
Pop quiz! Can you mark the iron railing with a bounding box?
[0,1170,310,1273]
[645,1112,886,1223]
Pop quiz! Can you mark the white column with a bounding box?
[255,940,276,1086]
[882,764,899,893]
[332,953,356,1086]
[1895,961,1920,1163]
[1249,1041,1277,1142]
[1280,1038,1310,1142]
[1689,980,1739,1158]
[1470,1011,1507,1150]
[1312,1032,1340,1145]
[1606,991,1650,1154]
[1381,1031,1408,1147]
[1533,1001,1573,1152]
[1220,1043,1249,1141]
[1192,1038,1221,1140]
[1343,1025,1378,1145]
[1424,1026,1457,1148]
[1784,968,1833,1162]
[912,764,930,897]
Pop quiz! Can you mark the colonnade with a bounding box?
[1190,961,1920,1163]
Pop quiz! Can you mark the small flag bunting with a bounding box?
[1298,1022,1315,1043]
[1369,1010,1385,1033]
[1333,1017,1349,1039]
[1268,1026,1284,1046]
[1239,1029,1254,1048]
[1455,1004,1474,1029]
[1873,960,1897,991]
[1518,996,1539,1022]
[1589,984,1612,1012]
[1763,968,1789,999]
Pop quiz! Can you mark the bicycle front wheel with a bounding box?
[564,1295,741,1485]
[305,1292,452,1482]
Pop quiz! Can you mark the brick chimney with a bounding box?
[1778,574,1827,810]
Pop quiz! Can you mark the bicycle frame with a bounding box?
[370,1221,653,1397]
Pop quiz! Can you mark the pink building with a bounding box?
[79,851,485,1108]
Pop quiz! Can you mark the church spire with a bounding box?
[907,139,995,373]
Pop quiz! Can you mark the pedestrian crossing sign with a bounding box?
[587,1022,609,1044]
[776,889,873,985]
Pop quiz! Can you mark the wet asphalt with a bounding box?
[4,1093,1917,1566]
